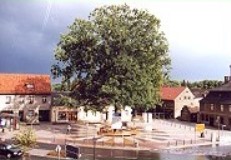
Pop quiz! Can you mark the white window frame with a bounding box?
[28,95,34,104]
[5,96,11,104]
[20,96,24,104]
[220,105,224,112]
[42,96,47,103]
[211,104,214,111]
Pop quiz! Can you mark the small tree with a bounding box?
[13,128,37,154]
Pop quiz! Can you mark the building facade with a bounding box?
[199,79,231,129]
[51,92,132,124]
[180,105,199,122]
[161,86,198,118]
[0,73,51,124]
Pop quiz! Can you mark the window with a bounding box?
[27,110,34,117]
[42,96,47,103]
[211,104,214,111]
[58,112,67,120]
[188,96,191,100]
[205,115,209,121]
[220,105,224,112]
[5,96,11,104]
[20,96,24,104]
[25,83,34,90]
[28,95,34,104]
[184,96,187,100]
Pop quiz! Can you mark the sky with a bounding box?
[0,0,231,82]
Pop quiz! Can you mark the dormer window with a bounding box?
[25,83,34,90]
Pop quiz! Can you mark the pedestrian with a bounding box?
[201,132,204,138]
[1,118,6,133]
[67,124,71,134]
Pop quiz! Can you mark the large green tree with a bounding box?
[51,4,170,111]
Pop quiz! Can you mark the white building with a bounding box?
[0,73,51,124]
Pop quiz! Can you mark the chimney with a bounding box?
[230,64,231,76]
[224,65,231,83]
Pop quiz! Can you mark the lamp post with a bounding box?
[93,136,96,160]
[86,123,89,138]
[216,116,220,141]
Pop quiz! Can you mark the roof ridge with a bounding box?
[0,73,50,76]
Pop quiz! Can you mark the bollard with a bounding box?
[191,139,193,144]
[176,140,178,146]
[183,140,185,145]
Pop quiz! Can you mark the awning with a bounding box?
[0,113,19,119]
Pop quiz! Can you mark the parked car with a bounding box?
[0,142,22,159]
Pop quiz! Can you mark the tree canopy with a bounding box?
[51,4,170,111]
[185,80,223,89]
[164,79,223,90]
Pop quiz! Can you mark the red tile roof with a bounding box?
[0,73,51,95]
[161,86,186,100]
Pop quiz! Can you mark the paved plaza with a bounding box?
[1,119,231,158]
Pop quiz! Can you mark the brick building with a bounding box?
[199,78,231,129]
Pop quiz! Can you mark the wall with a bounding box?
[174,87,196,118]
[51,106,78,123]
[200,102,231,128]
[0,94,51,122]
[77,107,102,123]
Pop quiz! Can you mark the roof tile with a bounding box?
[161,86,186,100]
[0,73,51,94]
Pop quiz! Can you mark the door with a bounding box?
[209,117,214,126]
[68,112,77,121]
[39,110,50,121]
[19,111,24,121]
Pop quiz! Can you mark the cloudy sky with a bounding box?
[0,0,231,82]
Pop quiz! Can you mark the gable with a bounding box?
[176,87,195,100]
[161,86,186,100]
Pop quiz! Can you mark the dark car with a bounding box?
[0,142,22,159]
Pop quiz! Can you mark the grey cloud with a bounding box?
[0,0,95,75]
